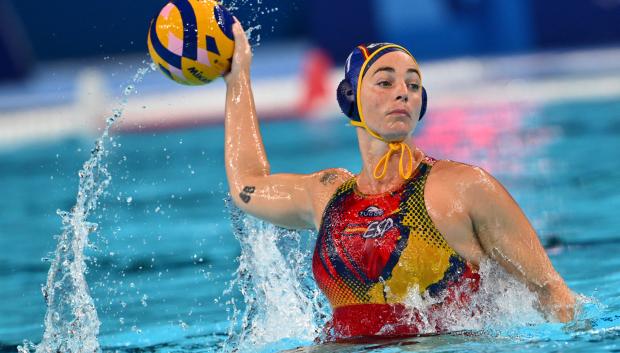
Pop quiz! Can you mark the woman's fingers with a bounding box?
[232,21,250,58]
[224,19,251,83]
[232,20,243,42]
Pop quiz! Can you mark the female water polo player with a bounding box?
[223,21,575,340]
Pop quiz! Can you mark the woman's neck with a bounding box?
[355,129,424,194]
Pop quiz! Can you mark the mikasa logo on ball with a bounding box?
[188,67,212,83]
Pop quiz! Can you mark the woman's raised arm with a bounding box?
[222,21,350,229]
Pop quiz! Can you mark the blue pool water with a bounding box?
[1,97,620,352]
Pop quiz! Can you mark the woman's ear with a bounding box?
[337,79,357,118]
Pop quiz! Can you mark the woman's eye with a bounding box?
[408,83,420,91]
[377,81,392,87]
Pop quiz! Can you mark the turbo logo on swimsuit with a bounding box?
[359,205,384,217]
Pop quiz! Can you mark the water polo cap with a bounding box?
[336,43,428,180]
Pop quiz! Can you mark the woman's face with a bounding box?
[359,51,423,142]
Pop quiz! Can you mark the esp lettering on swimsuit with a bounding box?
[362,218,394,239]
[239,186,255,203]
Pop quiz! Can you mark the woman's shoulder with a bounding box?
[427,158,495,186]
[428,159,512,215]
[310,168,355,230]
[307,168,355,198]
[315,168,354,186]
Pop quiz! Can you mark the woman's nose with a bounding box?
[395,81,409,102]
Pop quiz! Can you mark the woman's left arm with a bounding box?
[464,166,575,322]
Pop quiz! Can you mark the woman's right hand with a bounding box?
[224,19,252,84]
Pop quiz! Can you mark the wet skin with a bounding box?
[223,21,575,322]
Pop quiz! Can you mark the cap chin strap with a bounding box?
[352,119,414,180]
[353,43,418,180]
[375,141,413,180]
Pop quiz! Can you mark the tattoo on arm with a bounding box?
[320,172,338,186]
[239,186,255,203]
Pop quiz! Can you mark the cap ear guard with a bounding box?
[419,86,428,120]
[336,79,358,120]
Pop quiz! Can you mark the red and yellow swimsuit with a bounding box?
[312,156,480,340]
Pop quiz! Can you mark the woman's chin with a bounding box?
[379,123,414,141]
[380,130,411,142]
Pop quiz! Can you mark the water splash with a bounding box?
[391,259,546,335]
[221,203,328,353]
[224,0,279,46]
[220,220,573,353]
[18,62,156,353]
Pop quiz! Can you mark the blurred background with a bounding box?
[2,0,620,144]
[4,0,620,64]
[1,0,620,352]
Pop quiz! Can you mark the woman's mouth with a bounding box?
[387,109,410,117]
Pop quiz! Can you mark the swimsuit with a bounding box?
[312,156,480,340]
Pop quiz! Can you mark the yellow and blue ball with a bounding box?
[147,0,235,85]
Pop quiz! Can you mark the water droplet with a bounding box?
[124,85,134,96]
[141,294,149,307]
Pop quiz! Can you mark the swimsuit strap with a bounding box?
[330,154,436,202]
[423,155,437,166]
[333,176,357,198]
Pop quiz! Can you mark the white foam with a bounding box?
[223,209,559,352]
